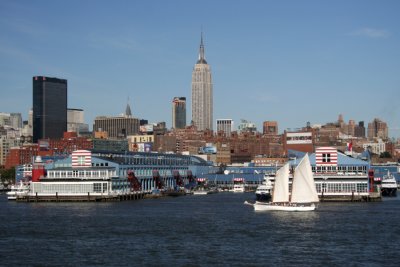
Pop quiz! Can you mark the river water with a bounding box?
[0,192,399,266]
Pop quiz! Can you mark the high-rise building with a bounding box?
[191,33,213,131]
[172,97,186,129]
[67,108,89,134]
[263,121,278,135]
[93,116,140,139]
[93,103,139,139]
[10,113,22,129]
[216,119,233,136]
[367,118,388,140]
[347,120,356,136]
[354,121,365,138]
[33,76,67,143]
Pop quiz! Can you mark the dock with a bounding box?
[16,192,148,202]
[319,192,382,202]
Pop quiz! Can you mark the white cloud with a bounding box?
[351,28,390,38]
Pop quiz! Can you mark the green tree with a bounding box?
[379,151,392,158]
[0,167,15,184]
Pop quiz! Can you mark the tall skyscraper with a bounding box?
[191,33,213,131]
[33,76,67,143]
[172,97,186,129]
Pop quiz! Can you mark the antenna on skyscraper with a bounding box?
[125,96,132,118]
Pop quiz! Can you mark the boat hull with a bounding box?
[255,193,272,202]
[193,190,211,195]
[381,187,397,197]
[253,202,317,212]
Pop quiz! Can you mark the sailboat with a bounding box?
[253,153,319,212]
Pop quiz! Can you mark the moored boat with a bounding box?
[255,174,274,202]
[380,171,398,197]
[7,181,30,200]
[192,178,218,195]
[230,177,245,192]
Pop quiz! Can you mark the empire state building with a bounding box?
[191,33,213,131]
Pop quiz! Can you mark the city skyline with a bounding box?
[1,1,400,137]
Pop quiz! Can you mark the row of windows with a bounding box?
[315,182,368,193]
[37,184,93,194]
[105,155,192,166]
[34,182,113,194]
[313,166,367,173]
[49,170,114,178]
[119,167,188,177]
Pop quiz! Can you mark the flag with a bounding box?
[347,142,353,152]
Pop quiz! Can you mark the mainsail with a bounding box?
[272,163,289,202]
[290,154,319,203]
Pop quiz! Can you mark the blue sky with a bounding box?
[1,0,399,137]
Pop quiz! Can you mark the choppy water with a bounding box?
[0,192,399,266]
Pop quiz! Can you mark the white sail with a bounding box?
[272,163,289,202]
[290,153,319,203]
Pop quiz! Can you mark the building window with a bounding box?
[78,156,85,165]
[322,153,331,162]
[93,183,102,193]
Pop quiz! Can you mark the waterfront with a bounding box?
[0,192,399,266]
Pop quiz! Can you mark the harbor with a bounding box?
[1,191,399,266]
[4,147,399,203]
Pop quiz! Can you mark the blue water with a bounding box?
[0,192,399,266]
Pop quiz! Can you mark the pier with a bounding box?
[16,192,147,202]
[319,192,382,202]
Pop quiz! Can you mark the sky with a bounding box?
[1,0,400,137]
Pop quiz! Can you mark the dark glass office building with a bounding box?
[172,97,186,129]
[33,76,67,143]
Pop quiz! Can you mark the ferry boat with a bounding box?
[380,171,398,197]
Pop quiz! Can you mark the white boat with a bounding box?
[7,180,30,200]
[232,184,245,192]
[230,177,245,192]
[192,189,210,195]
[253,154,319,212]
[380,171,398,197]
[192,177,218,195]
[255,174,274,202]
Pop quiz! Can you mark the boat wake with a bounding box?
[244,200,254,206]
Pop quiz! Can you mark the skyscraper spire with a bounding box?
[125,97,132,117]
[197,32,207,64]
